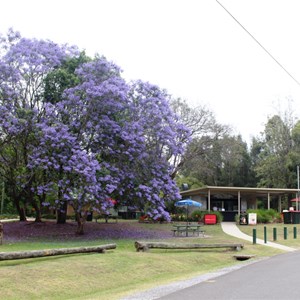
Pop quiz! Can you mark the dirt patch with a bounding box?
[2,220,173,243]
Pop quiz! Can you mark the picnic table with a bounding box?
[95,214,118,223]
[172,224,205,237]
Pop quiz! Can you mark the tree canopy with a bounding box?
[0,29,190,233]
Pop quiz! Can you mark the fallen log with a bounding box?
[135,241,244,252]
[0,244,116,260]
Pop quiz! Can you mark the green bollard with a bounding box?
[294,227,297,239]
[273,228,277,241]
[253,228,257,244]
[264,226,267,243]
[284,227,288,240]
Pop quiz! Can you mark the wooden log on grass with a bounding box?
[135,241,244,252]
[0,244,116,260]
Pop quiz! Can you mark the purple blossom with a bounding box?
[0,30,190,225]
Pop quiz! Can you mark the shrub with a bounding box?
[0,214,18,220]
[210,211,223,223]
[191,210,204,222]
[172,210,224,223]
[267,209,281,222]
[246,209,281,223]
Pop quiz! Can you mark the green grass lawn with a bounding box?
[0,221,287,300]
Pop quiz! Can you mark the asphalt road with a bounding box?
[158,251,300,300]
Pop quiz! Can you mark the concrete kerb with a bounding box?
[221,222,296,252]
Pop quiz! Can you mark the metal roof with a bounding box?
[180,186,299,197]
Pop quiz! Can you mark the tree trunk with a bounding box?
[32,202,42,222]
[18,207,27,222]
[76,212,85,235]
[56,201,67,224]
[12,192,27,221]
[0,244,117,260]
[134,241,244,252]
[56,210,66,224]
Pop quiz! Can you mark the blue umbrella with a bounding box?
[175,199,202,223]
[175,199,202,207]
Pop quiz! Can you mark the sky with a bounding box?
[1,0,300,144]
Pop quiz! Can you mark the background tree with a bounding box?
[170,98,228,179]
[218,135,253,186]
[180,133,253,187]
[288,120,300,173]
[43,51,91,105]
[175,175,203,191]
[254,115,294,188]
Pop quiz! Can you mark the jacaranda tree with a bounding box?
[0,29,79,222]
[0,29,190,234]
